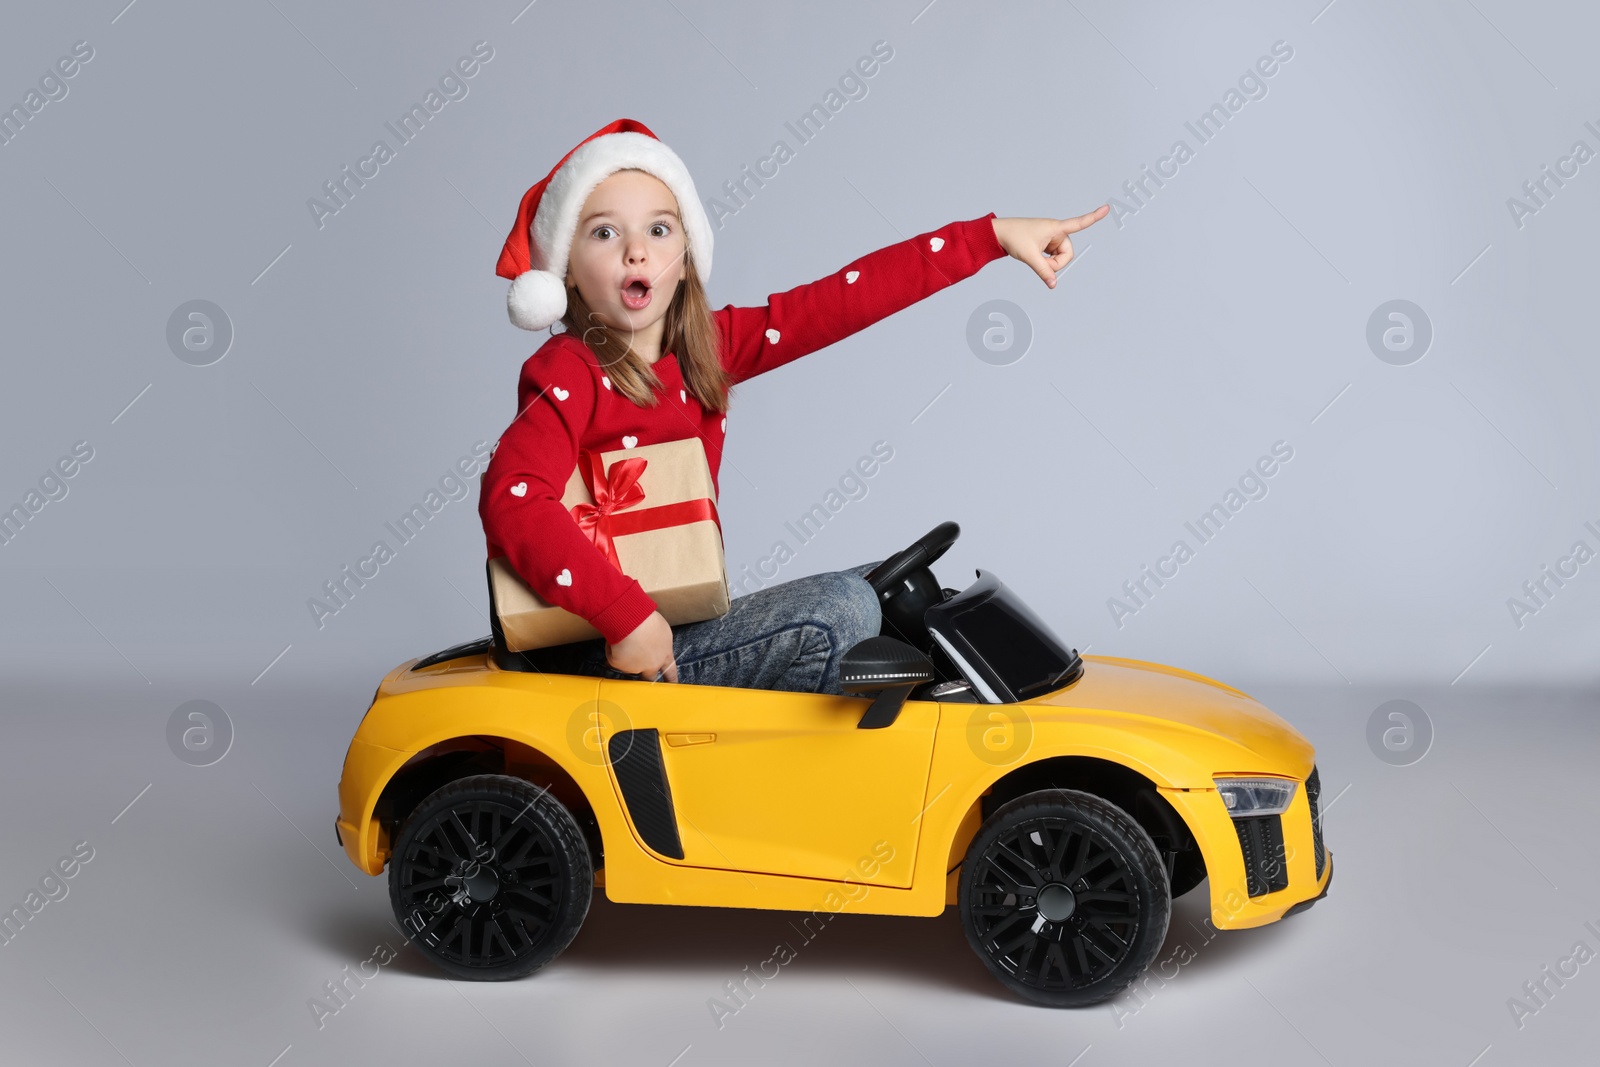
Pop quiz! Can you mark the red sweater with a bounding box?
[480,211,1007,644]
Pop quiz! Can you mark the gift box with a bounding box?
[487,436,730,652]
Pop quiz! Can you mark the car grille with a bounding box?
[1306,764,1326,881]
[1234,814,1289,897]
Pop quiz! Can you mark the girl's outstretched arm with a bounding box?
[713,206,1108,384]
[714,213,1007,384]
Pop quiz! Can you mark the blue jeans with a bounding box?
[510,560,885,695]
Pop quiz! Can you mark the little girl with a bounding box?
[480,118,1106,694]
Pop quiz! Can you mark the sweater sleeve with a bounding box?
[714,212,1007,384]
[479,342,658,645]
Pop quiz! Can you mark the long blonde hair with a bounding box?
[559,242,732,414]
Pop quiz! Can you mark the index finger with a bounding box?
[1060,204,1111,234]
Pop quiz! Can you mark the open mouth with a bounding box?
[620,277,652,311]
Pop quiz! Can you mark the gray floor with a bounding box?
[1,677,1594,1066]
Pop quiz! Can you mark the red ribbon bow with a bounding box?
[568,450,720,569]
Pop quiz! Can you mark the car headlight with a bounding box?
[1215,776,1297,817]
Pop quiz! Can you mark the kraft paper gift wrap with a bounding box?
[488,436,730,652]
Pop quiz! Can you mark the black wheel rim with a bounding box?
[969,815,1142,993]
[395,796,565,969]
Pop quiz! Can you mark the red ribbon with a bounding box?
[568,449,721,569]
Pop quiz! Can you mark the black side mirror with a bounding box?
[840,636,936,729]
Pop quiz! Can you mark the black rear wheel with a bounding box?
[388,774,591,980]
[959,788,1170,1007]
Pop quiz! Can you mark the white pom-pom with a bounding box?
[507,270,567,331]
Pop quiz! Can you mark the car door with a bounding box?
[595,678,939,887]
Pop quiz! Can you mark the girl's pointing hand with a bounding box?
[991,206,1110,289]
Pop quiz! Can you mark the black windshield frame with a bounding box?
[924,570,1084,703]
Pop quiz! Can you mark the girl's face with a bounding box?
[565,168,686,338]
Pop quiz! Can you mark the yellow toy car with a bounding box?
[335,522,1331,1006]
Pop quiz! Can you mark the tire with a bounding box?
[959,788,1170,1007]
[388,774,592,981]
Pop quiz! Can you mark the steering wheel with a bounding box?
[864,521,960,596]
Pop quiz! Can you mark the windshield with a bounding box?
[924,570,1083,702]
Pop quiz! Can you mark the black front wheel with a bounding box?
[388,774,592,980]
[959,789,1170,1007]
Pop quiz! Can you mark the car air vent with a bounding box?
[1233,814,1289,897]
[1306,765,1326,881]
[608,729,684,859]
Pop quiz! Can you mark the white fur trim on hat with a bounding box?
[519,131,712,332]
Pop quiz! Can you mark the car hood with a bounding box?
[1021,654,1314,777]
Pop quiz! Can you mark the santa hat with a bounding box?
[495,118,714,331]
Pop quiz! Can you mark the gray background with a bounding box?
[1,0,1596,1064]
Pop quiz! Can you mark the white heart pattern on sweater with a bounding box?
[510,482,527,497]
[602,375,611,390]
[551,385,569,401]
[929,237,944,252]
[765,328,780,344]
[622,435,638,448]
[845,270,859,284]
[680,389,687,402]
[555,568,572,586]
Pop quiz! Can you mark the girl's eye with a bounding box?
[592,225,616,240]
[650,222,671,238]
